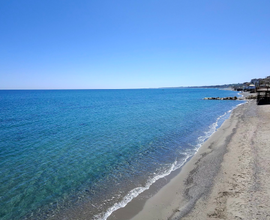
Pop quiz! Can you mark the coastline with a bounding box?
[109,98,270,219]
[37,89,241,220]
[106,101,243,220]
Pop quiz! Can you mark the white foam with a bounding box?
[238,92,242,97]
[94,155,191,220]
[196,101,246,151]
[95,101,246,220]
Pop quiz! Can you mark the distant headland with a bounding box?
[170,76,270,91]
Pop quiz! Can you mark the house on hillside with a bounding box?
[248,84,256,93]
[243,83,255,92]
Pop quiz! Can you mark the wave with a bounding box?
[94,154,191,220]
[196,101,246,151]
[94,101,245,220]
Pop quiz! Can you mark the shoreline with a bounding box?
[108,99,247,219]
[110,97,270,219]
[41,89,242,220]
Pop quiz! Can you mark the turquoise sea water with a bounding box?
[0,89,243,219]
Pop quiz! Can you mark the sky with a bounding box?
[0,0,269,89]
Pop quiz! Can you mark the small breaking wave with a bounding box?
[94,154,191,220]
[94,101,245,220]
[196,101,245,151]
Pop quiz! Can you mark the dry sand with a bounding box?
[110,99,270,220]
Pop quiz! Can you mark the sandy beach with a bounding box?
[109,98,270,220]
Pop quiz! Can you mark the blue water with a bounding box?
[0,89,243,219]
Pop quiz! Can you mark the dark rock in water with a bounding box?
[204,96,238,100]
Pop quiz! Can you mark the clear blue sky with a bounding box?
[1,0,269,89]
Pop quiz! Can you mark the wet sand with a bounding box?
[109,99,270,219]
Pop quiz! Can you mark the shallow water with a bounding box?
[0,89,243,219]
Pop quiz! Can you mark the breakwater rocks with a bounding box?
[204,96,238,100]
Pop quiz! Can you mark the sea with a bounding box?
[0,88,244,220]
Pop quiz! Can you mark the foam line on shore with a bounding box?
[130,101,248,220]
[94,157,190,220]
[95,102,244,220]
[196,101,245,151]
